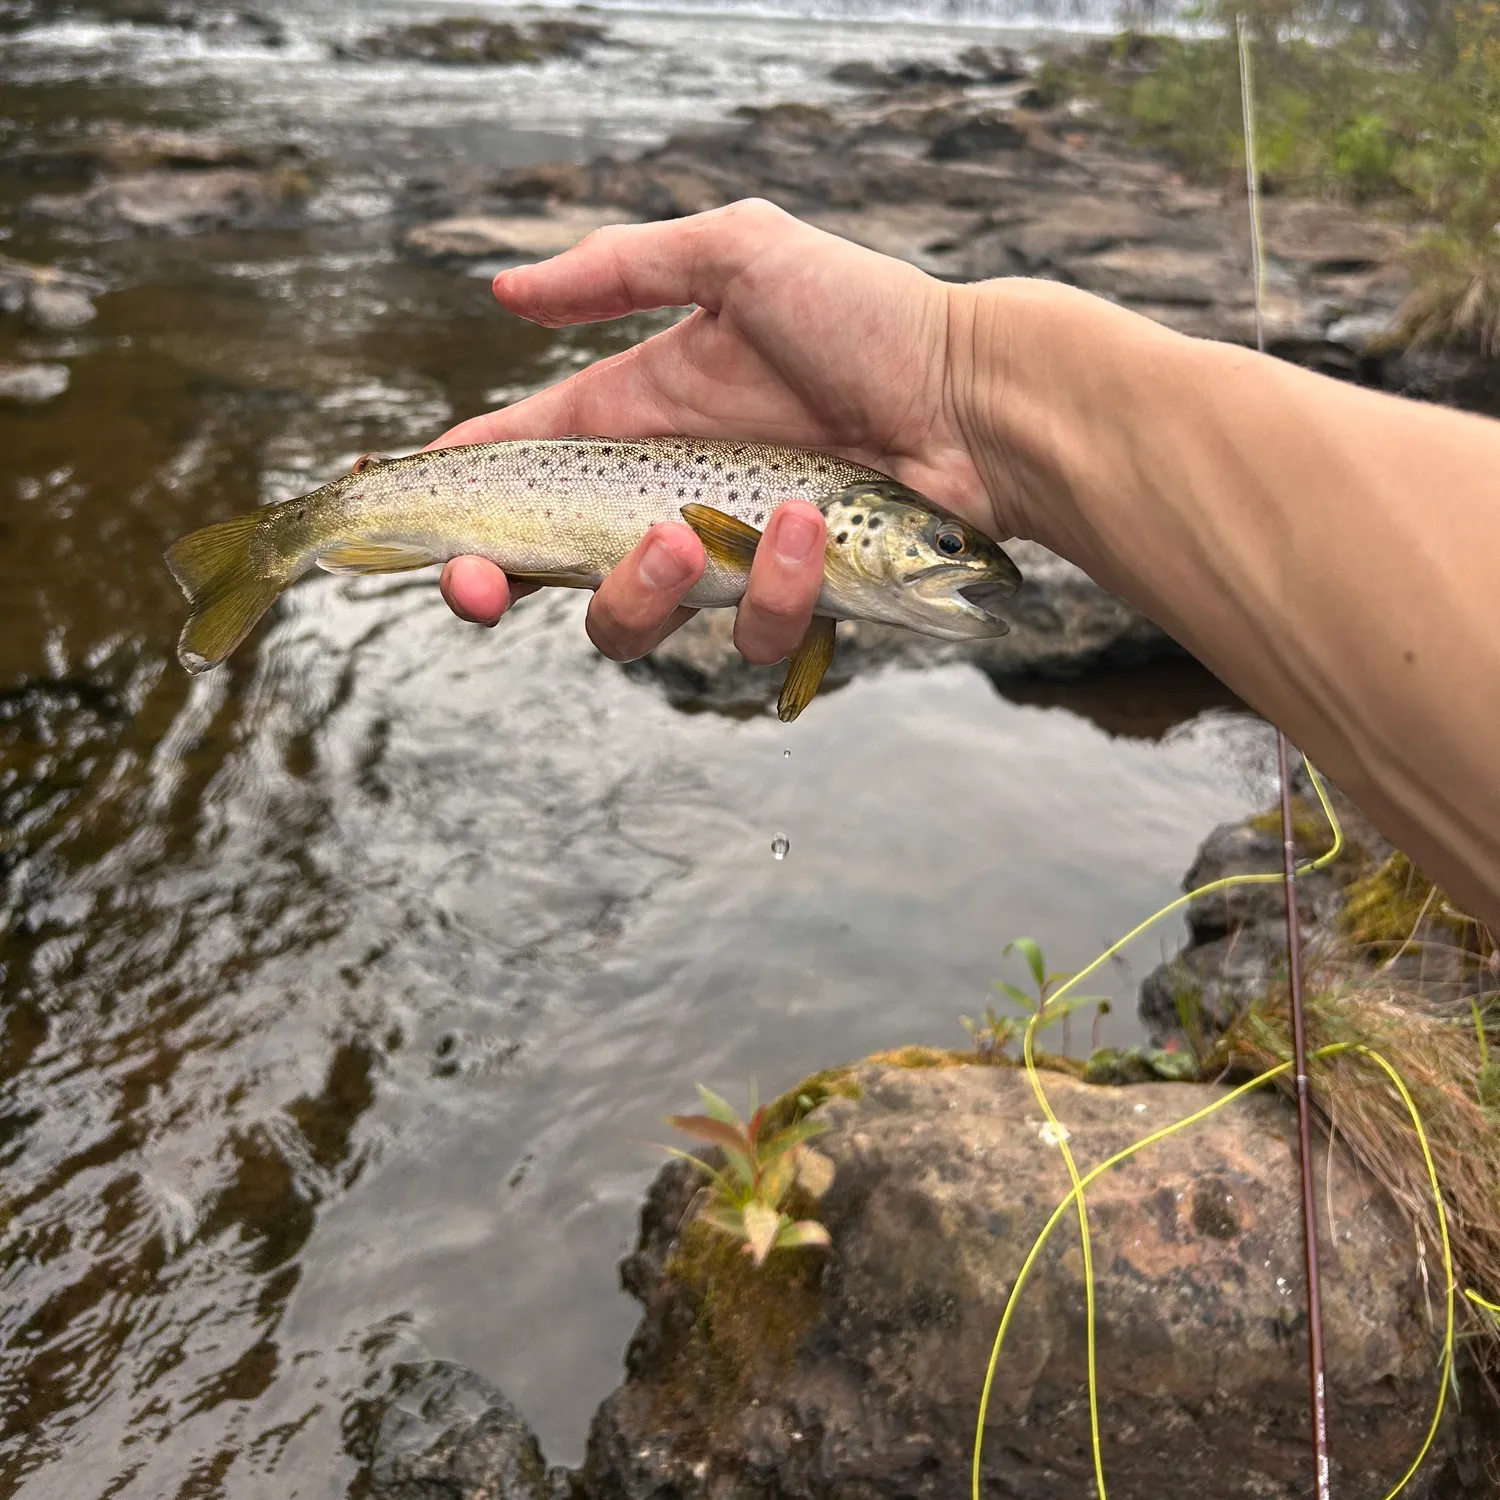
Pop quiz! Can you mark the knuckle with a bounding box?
[718,197,785,232]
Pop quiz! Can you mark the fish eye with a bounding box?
[935,524,966,556]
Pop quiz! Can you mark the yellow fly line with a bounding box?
[969,761,1470,1500]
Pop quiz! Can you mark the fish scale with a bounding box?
[165,436,1022,721]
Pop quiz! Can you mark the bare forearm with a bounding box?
[958,279,1500,927]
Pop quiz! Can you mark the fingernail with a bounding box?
[639,535,692,590]
[775,511,821,564]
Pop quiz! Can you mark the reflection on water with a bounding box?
[2,6,1269,1496]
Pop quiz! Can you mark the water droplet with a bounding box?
[770,833,790,861]
[783,747,791,759]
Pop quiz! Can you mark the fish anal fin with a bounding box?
[505,569,599,590]
[350,452,392,474]
[316,542,438,576]
[681,504,761,570]
[777,615,837,723]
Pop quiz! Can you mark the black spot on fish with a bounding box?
[755,512,766,524]
[528,479,536,488]
[850,514,863,525]
[861,538,872,549]
[747,466,761,479]
[545,509,554,518]
[695,454,708,464]
[727,490,738,503]
[429,486,437,497]
[836,530,849,544]
[868,517,882,531]
[639,486,648,495]
[816,462,828,473]
[795,475,808,486]
[677,487,686,497]
[693,488,702,498]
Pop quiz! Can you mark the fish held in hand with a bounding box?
[163,437,1022,720]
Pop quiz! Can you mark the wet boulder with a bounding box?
[334,16,606,66]
[578,1059,1482,1500]
[404,206,639,264]
[29,165,313,234]
[362,1359,562,1500]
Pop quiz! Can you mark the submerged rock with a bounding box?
[0,362,70,405]
[29,165,313,234]
[578,1060,1480,1500]
[622,540,1177,714]
[0,254,101,328]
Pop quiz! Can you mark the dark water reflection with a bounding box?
[0,10,1277,1497]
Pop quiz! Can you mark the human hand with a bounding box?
[431,198,1001,661]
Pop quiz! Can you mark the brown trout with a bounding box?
[165,436,1022,721]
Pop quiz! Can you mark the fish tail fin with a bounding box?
[165,512,287,674]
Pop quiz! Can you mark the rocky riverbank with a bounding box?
[355,790,1500,1499]
[398,57,1496,412]
[361,1056,1497,1499]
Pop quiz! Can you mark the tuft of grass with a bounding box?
[1219,979,1500,1363]
[1397,233,1500,355]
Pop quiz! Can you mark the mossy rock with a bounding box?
[656,1216,826,1419]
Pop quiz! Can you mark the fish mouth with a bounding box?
[894,567,1017,640]
[958,578,1019,621]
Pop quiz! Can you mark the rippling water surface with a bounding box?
[0,5,1275,1495]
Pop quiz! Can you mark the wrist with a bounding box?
[948,277,1192,560]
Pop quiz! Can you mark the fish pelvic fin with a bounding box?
[778,615,837,723]
[680,503,761,570]
[315,542,438,575]
[165,512,287,675]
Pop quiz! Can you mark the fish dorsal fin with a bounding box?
[350,452,393,474]
[680,503,761,570]
[316,542,438,576]
[777,615,837,723]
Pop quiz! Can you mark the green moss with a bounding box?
[1340,850,1479,951]
[1247,796,1331,848]
[765,1047,976,1134]
[658,1217,825,1419]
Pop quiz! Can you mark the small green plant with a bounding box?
[666,1084,834,1267]
[966,937,1110,1059]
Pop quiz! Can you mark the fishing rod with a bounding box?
[1236,17,1332,1497]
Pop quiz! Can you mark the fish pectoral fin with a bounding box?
[315,542,439,575]
[680,503,762,570]
[777,616,837,724]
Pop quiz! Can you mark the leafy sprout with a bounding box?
[666,1084,835,1267]
[963,937,1111,1059]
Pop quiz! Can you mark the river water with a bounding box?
[0,4,1279,1495]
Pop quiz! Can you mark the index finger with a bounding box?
[490,199,797,329]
